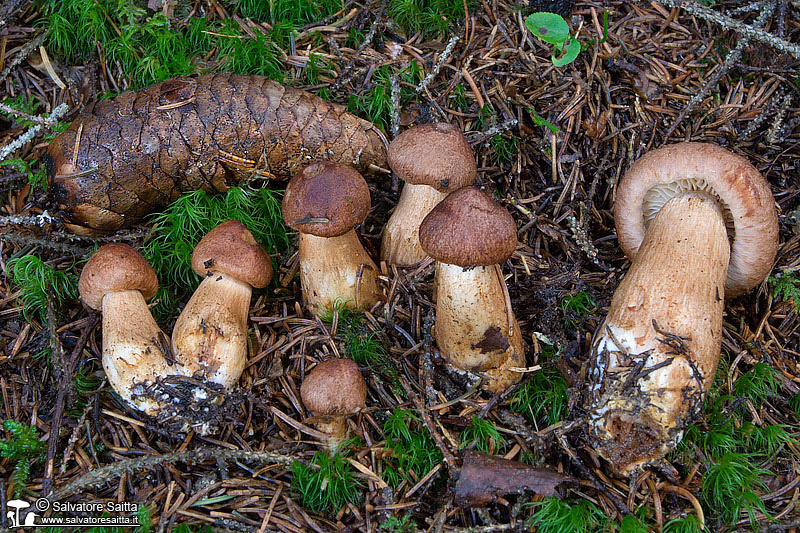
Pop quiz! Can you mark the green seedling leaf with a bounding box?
[526,12,570,45]
[528,109,559,135]
[552,38,581,66]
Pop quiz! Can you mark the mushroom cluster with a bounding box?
[79,220,272,429]
[75,116,782,487]
[584,142,778,475]
[381,123,477,267]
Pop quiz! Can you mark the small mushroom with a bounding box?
[585,143,778,475]
[171,220,272,388]
[300,358,367,449]
[78,243,171,413]
[419,186,524,392]
[381,123,477,267]
[282,162,381,315]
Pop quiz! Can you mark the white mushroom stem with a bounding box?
[381,184,447,266]
[588,192,729,474]
[312,416,349,450]
[101,290,171,414]
[171,272,252,388]
[434,262,524,390]
[298,230,381,314]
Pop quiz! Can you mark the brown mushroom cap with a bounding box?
[191,220,273,288]
[388,123,477,192]
[300,358,367,416]
[419,186,517,266]
[615,142,778,297]
[282,162,371,238]
[79,243,158,310]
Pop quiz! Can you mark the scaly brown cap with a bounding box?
[388,123,477,192]
[419,186,517,266]
[192,220,272,289]
[300,358,367,416]
[615,142,778,297]
[191,220,273,288]
[79,243,158,310]
[282,162,371,238]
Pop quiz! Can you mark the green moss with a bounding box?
[459,416,506,454]
[770,272,800,312]
[347,63,422,133]
[40,0,296,88]
[490,135,518,165]
[388,0,473,39]
[382,409,442,487]
[6,254,78,323]
[378,515,417,532]
[233,0,343,26]
[291,450,362,514]
[141,187,288,318]
[663,515,706,533]
[733,362,780,407]
[702,453,771,527]
[510,367,569,427]
[0,420,46,497]
[526,498,608,533]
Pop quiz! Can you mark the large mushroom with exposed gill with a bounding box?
[300,358,367,450]
[586,142,778,476]
[380,122,477,267]
[79,243,171,414]
[419,186,525,392]
[282,162,381,315]
[171,220,272,389]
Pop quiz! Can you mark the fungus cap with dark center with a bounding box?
[615,142,778,297]
[79,243,158,310]
[191,219,273,288]
[419,186,517,266]
[282,162,371,237]
[388,122,477,192]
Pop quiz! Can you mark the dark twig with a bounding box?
[51,448,301,500]
[43,302,97,495]
[400,376,459,476]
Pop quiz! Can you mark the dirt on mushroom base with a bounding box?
[134,375,252,435]
[582,327,706,474]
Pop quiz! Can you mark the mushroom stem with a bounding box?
[171,272,252,388]
[588,192,730,474]
[435,262,524,381]
[314,416,349,450]
[381,184,447,266]
[298,230,381,314]
[101,290,171,414]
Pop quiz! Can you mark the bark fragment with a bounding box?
[453,450,570,507]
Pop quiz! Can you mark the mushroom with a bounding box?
[282,162,381,315]
[585,142,778,475]
[418,186,524,392]
[78,243,171,413]
[171,220,272,388]
[300,358,367,449]
[381,123,477,267]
